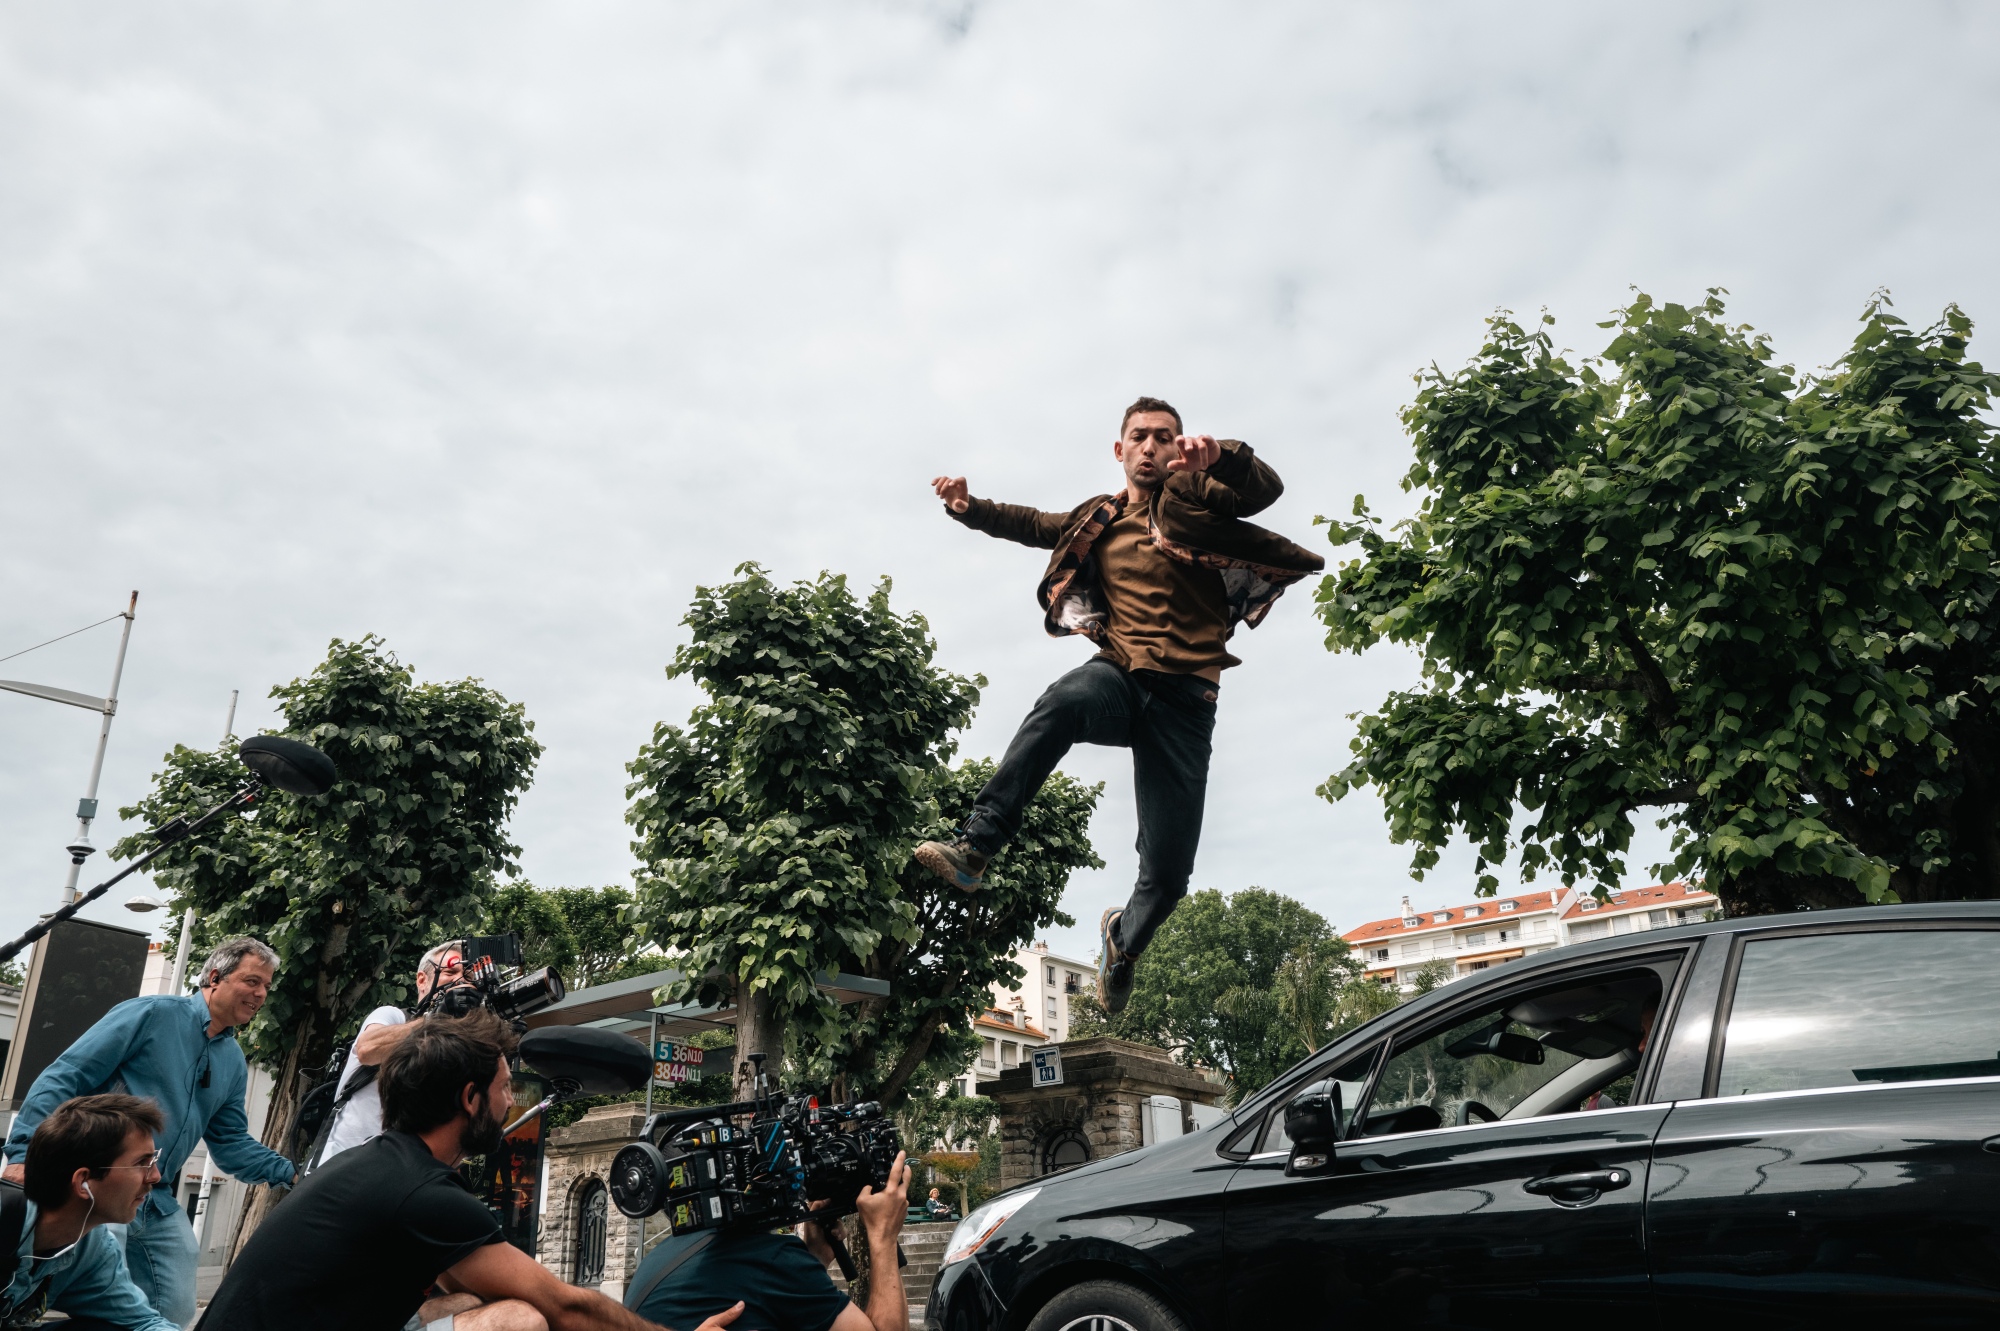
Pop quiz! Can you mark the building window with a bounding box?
[1570,920,1608,942]
[1432,913,1450,923]
[1047,964,1056,985]
[1465,932,1488,948]
[1497,927,1514,943]
[1372,947,1390,962]
[1064,971,1081,993]
[1465,905,1482,918]
[1579,898,1600,911]
[1531,918,1549,934]
[1002,1040,1018,1065]
[1046,997,1058,1019]
[1498,900,1518,912]
[1649,910,1668,927]
[1400,942,1420,958]
[572,1180,608,1287]
[1042,1128,1091,1173]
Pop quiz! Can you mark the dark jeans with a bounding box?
[963,658,1218,959]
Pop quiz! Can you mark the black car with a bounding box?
[927,901,2000,1329]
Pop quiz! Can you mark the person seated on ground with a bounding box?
[923,1188,952,1221]
[198,1009,744,1331]
[626,1149,911,1331]
[0,1094,178,1331]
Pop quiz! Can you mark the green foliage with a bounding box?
[626,566,983,1055]
[1320,292,2000,915]
[1085,888,1359,1101]
[113,637,541,1100]
[813,758,1103,1106]
[481,882,645,989]
[0,958,23,988]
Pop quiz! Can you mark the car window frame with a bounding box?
[1701,918,2000,1102]
[1343,946,1694,1144]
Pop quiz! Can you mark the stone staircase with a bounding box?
[831,1221,956,1317]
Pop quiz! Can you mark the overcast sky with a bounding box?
[4,2,1997,966]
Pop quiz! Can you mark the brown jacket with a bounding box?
[948,439,1326,645]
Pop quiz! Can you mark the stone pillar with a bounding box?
[539,1103,648,1300]
[977,1037,1225,1191]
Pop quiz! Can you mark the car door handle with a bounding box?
[1524,1168,1631,1198]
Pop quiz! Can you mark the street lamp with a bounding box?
[0,591,140,908]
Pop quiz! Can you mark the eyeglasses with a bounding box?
[98,1150,162,1172]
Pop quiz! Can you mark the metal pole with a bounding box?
[645,1012,659,1116]
[222,689,238,743]
[59,591,137,906]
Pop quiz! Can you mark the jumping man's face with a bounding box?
[1115,411,1182,494]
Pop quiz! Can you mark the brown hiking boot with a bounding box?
[914,837,989,892]
[1098,908,1136,1015]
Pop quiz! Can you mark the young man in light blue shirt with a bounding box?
[2,937,296,1326]
[1,1093,178,1331]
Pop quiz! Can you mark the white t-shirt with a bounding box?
[318,1005,407,1164]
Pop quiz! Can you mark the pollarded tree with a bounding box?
[806,757,1103,1108]
[627,566,982,1098]
[1320,292,2000,915]
[115,636,540,1235]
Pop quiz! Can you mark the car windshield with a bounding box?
[1359,968,1665,1135]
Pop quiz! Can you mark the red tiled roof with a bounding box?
[974,1008,1047,1040]
[1560,882,1714,920]
[1342,891,1562,944]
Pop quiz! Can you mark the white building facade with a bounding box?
[1343,882,1719,990]
[989,940,1097,1046]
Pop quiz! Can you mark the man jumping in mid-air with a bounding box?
[915,397,1323,1013]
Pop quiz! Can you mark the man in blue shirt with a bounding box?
[2,936,296,1326]
[2,1093,178,1331]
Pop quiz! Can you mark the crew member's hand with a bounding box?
[1168,434,1220,473]
[798,1199,839,1268]
[692,1302,745,1331]
[855,1150,910,1244]
[0,1163,20,1186]
[931,476,971,513]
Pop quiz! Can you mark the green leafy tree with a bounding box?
[114,637,540,1229]
[481,881,577,976]
[809,758,1103,1107]
[480,883,645,989]
[1321,293,2000,916]
[627,566,981,1098]
[1078,888,1358,1101]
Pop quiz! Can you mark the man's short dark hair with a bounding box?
[24,1094,165,1209]
[1121,396,1182,435]
[379,1010,519,1135]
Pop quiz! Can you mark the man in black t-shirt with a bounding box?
[199,1011,743,1331]
[628,1152,911,1331]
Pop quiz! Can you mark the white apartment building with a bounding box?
[1343,882,1719,990]
[990,939,1098,1045]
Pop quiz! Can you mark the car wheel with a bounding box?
[1025,1279,1193,1331]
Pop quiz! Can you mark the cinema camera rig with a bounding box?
[607,1054,902,1279]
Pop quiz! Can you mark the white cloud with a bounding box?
[2,1,1997,963]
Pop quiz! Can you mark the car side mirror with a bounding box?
[1284,1078,1342,1175]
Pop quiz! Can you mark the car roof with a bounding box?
[1233,898,2000,1124]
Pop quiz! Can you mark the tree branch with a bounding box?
[1547,672,1647,694]
[1621,781,1698,810]
[877,1006,950,1107]
[1615,621,1679,737]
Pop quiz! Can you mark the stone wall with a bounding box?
[977,1037,1224,1191]
[540,1103,649,1300]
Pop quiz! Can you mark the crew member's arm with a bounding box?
[353,1011,417,1065]
[443,1239,743,1331]
[829,1150,912,1331]
[200,1055,297,1187]
[932,476,1069,548]
[1,998,146,1180]
[1168,438,1285,517]
[46,1230,179,1331]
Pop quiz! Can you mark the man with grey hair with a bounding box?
[2,934,296,1327]
[311,939,467,1168]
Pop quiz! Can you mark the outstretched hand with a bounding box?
[1168,434,1221,473]
[931,476,971,512]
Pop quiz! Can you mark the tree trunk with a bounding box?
[733,979,786,1102]
[841,1212,874,1310]
[227,1012,318,1262]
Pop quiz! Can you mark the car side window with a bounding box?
[1716,928,2000,1098]
[1258,1046,1377,1154]
[1359,966,1668,1136]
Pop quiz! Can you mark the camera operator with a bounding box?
[314,941,466,1166]
[0,1095,178,1331]
[199,1009,743,1331]
[2,936,296,1327]
[626,1150,912,1331]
